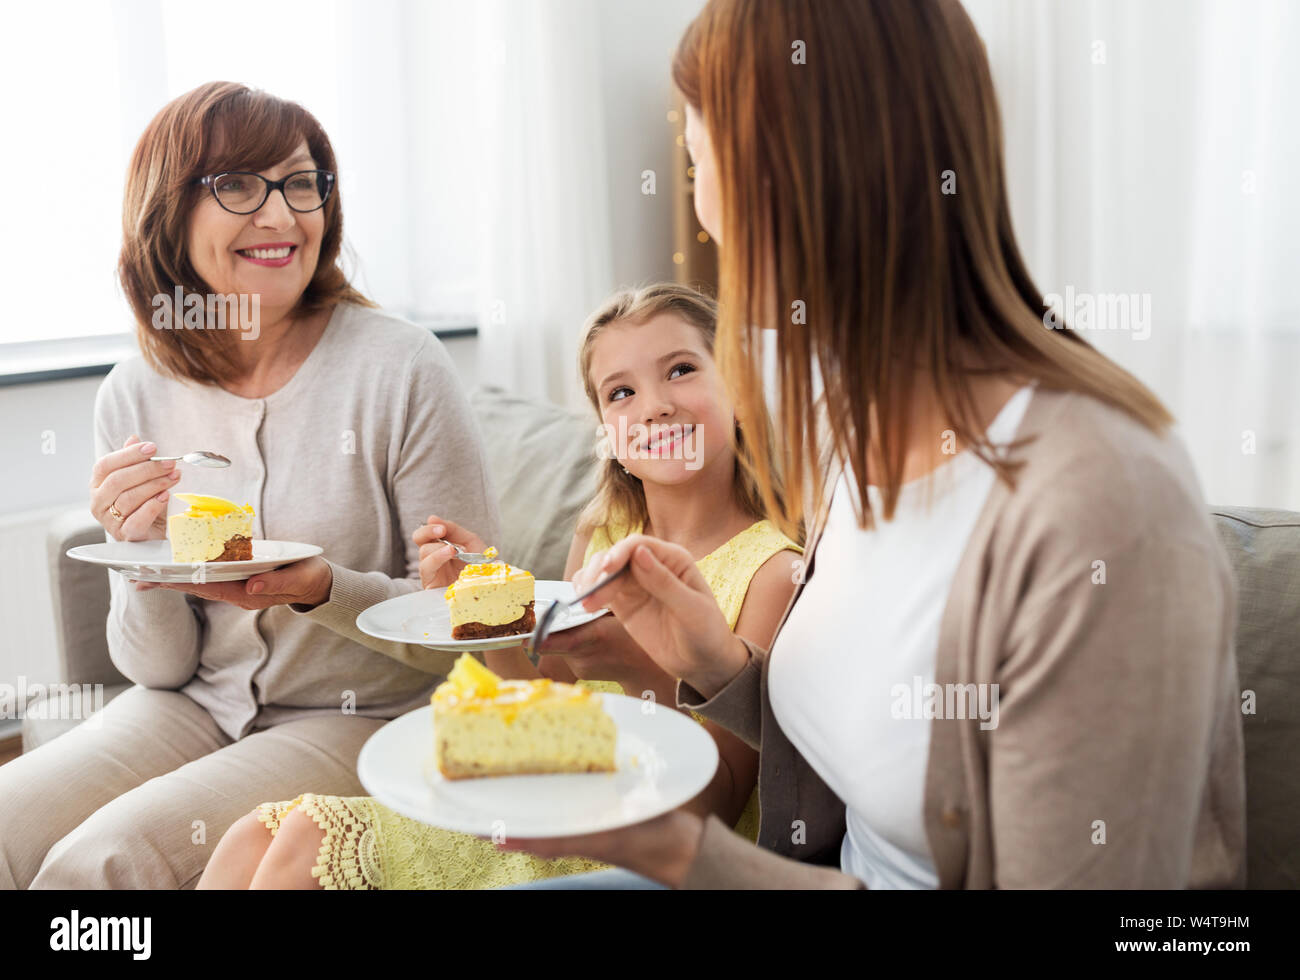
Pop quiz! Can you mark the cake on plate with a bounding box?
[168,493,255,562]
[443,553,535,639]
[432,654,617,780]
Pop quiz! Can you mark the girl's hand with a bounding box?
[485,644,544,681]
[574,534,748,698]
[90,435,183,541]
[495,808,705,888]
[138,556,333,609]
[412,515,489,589]
[535,613,673,697]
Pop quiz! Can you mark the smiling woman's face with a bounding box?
[186,139,324,313]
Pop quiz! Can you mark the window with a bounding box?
[0,0,480,351]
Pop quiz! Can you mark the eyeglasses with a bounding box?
[198,170,336,215]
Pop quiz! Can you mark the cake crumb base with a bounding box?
[213,535,253,561]
[450,603,536,640]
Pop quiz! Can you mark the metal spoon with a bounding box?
[433,539,498,565]
[150,451,232,468]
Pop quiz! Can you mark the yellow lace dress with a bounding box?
[255,519,801,889]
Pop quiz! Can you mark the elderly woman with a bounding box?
[0,81,499,889]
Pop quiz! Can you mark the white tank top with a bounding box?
[768,385,1034,888]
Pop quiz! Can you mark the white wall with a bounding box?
[0,377,105,710]
[595,0,705,290]
[0,376,104,517]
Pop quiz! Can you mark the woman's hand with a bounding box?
[495,808,705,888]
[574,534,748,698]
[138,556,333,609]
[90,435,183,541]
[535,613,674,699]
[412,514,489,589]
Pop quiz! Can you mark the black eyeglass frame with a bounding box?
[198,170,337,215]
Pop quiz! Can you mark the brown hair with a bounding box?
[672,0,1172,531]
[575,282,793,542]
[118,81,373,384]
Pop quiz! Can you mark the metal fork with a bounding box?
[526,561,630,666]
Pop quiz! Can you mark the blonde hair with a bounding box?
[575,283,794,542]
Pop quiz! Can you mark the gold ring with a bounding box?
[108,503,124,521]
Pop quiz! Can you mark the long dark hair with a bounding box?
[673,0,1171,530]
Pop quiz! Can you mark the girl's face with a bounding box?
[684,104,720,245]
[589,314,734,487]
[186,139,324,314]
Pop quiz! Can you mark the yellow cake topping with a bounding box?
[434,654,591,719]
[446,653,501,698]
[452,559,527,581]
[174,493,252,517]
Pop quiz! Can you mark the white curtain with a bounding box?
[471,0,615,413]
[962,0,1300,510]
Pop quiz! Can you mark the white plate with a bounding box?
[66,539,323,583]
[355,580,609,652]
[357,695,719,838]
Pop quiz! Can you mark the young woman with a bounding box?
[500,0,1245,889]
[197,283,803,889]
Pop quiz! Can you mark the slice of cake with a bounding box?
[443,555,535,639]
[432,654,617,780]
[168,493,255,562]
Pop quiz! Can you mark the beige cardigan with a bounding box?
[677,387,1247,888]
[95,303,501,740]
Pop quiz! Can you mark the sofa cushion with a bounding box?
[470,386,599,581]
[21,683,132,753]
[1211,506,1300,888]
[46,510,120,687]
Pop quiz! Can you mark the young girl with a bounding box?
[197,282,802,889]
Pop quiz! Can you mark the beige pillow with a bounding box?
[470,386,599,582]
[1212,506,1300,888]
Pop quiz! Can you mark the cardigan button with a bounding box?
[941,805,963,828]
